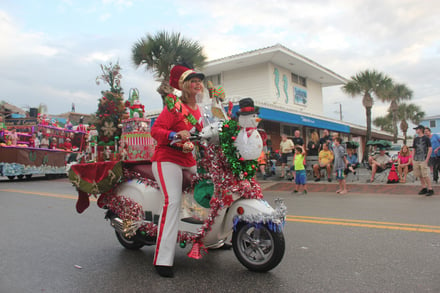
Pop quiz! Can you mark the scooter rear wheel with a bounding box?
[115,230,145,250]
[232,222,285,272]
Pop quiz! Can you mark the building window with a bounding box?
[291,73,307,87]
[430,120,436,128]
[205,74,222,86]
[281,124,301,137]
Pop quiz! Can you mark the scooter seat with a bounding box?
[124,163,194,190]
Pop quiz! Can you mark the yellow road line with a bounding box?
[0,189,97,202]
[287,215,440,229]
[3,188,440,233]
[287,216,440,233]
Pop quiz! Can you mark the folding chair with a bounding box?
[367,162,392,183]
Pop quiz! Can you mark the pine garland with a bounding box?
[219,119,257,180]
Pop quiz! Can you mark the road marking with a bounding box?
[3,188,440,233]
[0,189,97,202]
[286,215,440,234]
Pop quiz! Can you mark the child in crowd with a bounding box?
[397,145,412,183]
[293,146,307,194]
[257,151,268,180]
[344,148,359,175]
[334,137,348,194]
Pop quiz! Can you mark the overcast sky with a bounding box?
[1,0,439,129]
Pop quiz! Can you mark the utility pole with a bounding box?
[334,102,343,120]
[339,103,342,120]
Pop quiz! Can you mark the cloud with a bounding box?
[99,13,112,22]
[82,51,117,63]
[1,0,440,126]
[0,11,59,58]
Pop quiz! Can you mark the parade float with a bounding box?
[0,115,86,180]
[67,63,155,198]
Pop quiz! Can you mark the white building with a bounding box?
[204,43,346,116]
[203,43,393,159]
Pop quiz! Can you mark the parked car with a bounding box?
[387,144,402,163]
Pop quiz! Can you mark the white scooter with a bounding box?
[102,115,286,272]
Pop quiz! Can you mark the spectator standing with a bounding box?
[279,134,294,178]
[413,125,434,196]
[257,151,268,180]
[424,127,440,183]
[291,130,304,179]
[334,137,348,194]
[292,146,307,194]
[292,130,304,146]
[397,145,412,183]
[313,142,333,182]
[330,132,339,151]
[319,129,331,151]
[307,131,320,156]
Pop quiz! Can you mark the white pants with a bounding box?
[152,161,197,266]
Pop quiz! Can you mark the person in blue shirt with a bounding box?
[424,127,440,183]
[344,147,359,176]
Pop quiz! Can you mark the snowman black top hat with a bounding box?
[237,97,259,116]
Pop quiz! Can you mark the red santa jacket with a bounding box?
[151,102,202,167]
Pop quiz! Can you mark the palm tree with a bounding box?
[373,114,393,132]
[397,103,425,145]
[131,31,207,103]
[342,69,393,161]
[383,83,413,142]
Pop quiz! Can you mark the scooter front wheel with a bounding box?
[115,230,145,250]
[232,222,285,272]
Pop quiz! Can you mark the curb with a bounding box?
[260,181,439,195]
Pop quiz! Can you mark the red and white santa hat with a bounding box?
[169,64,205,91]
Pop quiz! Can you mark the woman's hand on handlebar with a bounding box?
[176,130,191,141]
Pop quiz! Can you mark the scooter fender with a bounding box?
[115,180,163,216]
[222,198,275,235]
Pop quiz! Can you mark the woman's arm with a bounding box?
[151,107,177,142]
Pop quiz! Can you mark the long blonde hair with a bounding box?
[180,79,204,103]
[311,131,319,144]
[400,145,410,157]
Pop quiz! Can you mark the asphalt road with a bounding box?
[1,177,440,293]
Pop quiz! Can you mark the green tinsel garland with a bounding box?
[219,119,257,180]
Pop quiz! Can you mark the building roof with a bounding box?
[422,115,440,120]
[204,44,347,87]
[55,112,94,124]
[0,101,26,116]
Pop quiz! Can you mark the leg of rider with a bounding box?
[152,161,183,267]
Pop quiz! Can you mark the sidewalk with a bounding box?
[258,166,440,195]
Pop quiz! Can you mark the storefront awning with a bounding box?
[232,106,350,133]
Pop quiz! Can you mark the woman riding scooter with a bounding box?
[150,63,205,277]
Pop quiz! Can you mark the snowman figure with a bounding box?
[234,98,263,160]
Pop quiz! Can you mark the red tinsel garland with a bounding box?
[92,143,263,259]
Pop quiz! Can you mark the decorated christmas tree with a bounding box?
[95,62,126,145]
